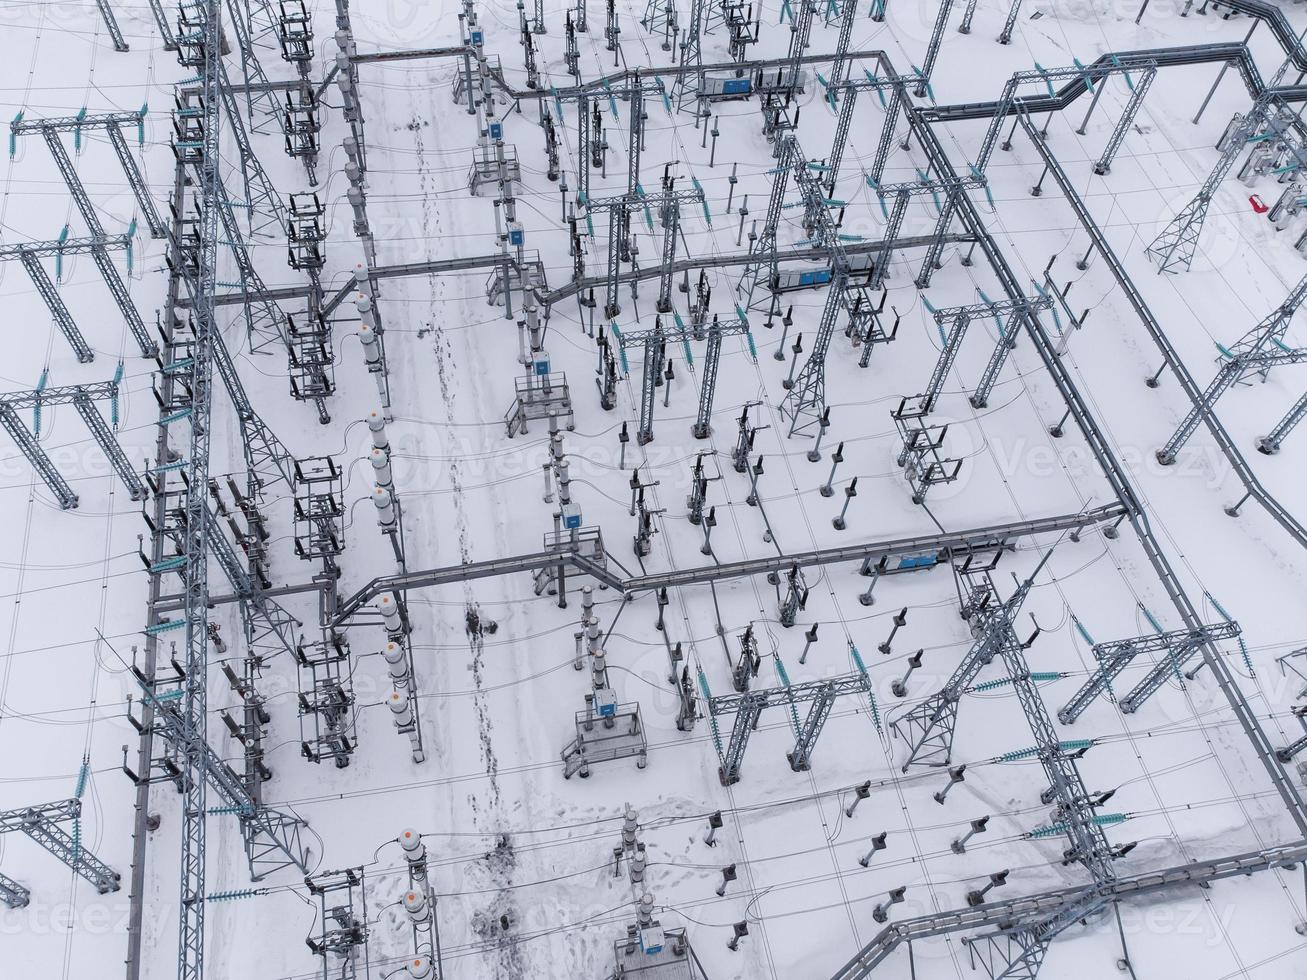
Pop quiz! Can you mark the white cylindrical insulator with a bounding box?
[373,485,397,528]
[406,956,434,979]
[399,828,426,862]
[637,893,655,927]
[557,459,571,505]
[371,447,394,489]
[402,889,429,922]
[526,304,541,351]
[343,135,361,164]
[367,409,389,451]
[384,641,410,686]
[345,160,363,187]
[355,263,374,297]
[378,594,403,634]
[359,323,382,368]
[388,691,414,727]
[357,293,378,329]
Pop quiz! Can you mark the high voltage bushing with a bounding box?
[398,828,442,979]
[356,295,392,416]
[379,591,423,763]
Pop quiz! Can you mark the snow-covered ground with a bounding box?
[2,1,1307,979]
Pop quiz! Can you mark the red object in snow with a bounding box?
[1250,194,1269,214]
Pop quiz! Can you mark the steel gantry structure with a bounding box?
[892,565,1037,772]
[1058,620,1242,724]
[164,5,304,979]
[1017,105,1307,553]
[1147,85,1293,274]
[934,56,1162,178]
[0,233,131,363]
[823,71,903,197]
[1156,271,1307,464]
[582,184,704,320]
[708,667,874,784]
[895,550,1118,892]
[891,50,1307,847]
[0,378,146,509]
[11,109,166,237]
[906,293,1053,418]
[9,116,157,357]
[613,312,752,442]
[0,798,121,894]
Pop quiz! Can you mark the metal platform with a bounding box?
[561,701,647,778]
[505,371,575,437]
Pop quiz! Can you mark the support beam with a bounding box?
[693,318,723,438]
[1158,271,1307,461]
[0,872,29,909]
[19,251,95,363]
[0,799,120,893]
[1146,93,1275,273]
[712,670,871,783]
[892,573,1033,771]
[998,0,1024,44]
[1094,67,1156,175]
[94,0,130,51]
[1258,391,1307,454]
[0,403,79,509]
[72,392,148,500]
[106,123,167,238]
